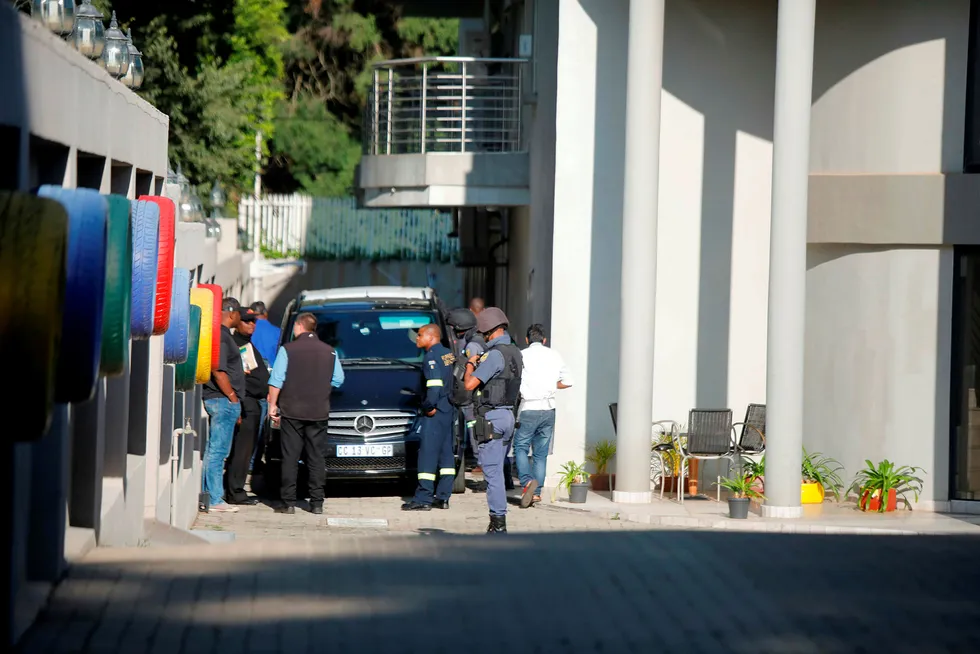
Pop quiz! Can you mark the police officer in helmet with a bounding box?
[402,324,457,511]
[461,307,523,533]
[446,308,485,453]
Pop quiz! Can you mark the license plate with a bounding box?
[336,444,394,457]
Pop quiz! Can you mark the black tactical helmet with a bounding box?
[446,308,477,331]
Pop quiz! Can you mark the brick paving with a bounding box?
[16,482,980,653]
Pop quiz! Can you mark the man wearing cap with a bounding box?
[225,309,268,505]
[201,297,246,513]
[249,300,281,365]
[462,307,523,533]
[268,312,345,515]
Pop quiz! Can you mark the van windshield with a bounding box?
[289,309,435,363]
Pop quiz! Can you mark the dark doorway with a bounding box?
[950,249,980,500]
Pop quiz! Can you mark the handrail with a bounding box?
[364,57,527,155]
[372,56,530,68]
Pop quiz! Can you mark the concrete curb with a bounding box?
[536,502,941,536]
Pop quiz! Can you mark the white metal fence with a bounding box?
[238,195,457,261]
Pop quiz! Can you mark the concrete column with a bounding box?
[613,0,665,504]
[70,381,106,531]
[762,0,816,519]
[27,405,70,581]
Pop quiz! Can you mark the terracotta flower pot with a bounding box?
[661,476,698,495]
[860,487,898,512]
[590,473,615,491]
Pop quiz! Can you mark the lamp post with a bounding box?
[120,28,144,89]
[102,12,129,78]
[72,0,105,60]
[32,0,74,35]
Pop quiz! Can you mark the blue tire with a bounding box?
[37,186,108,404]
[130,199,160,340]
[164,268,192,363]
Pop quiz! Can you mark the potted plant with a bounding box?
[556,460,590,504]
[849,459,925,512]
[716,475,765,519]
[652,431,696,495]
[742,455,765,495]
[587,440,616,491]
[801,449,845,504]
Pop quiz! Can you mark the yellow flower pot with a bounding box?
[800,482,825,504]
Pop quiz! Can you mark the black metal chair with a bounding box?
[608,403,678,500]
[734,403,766,458]
[673,409,738,503]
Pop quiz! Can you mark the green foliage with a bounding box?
[228,0,288,141]
[848,459,925,512]
[270,96,361,196]
[586,440,617,476]
[136,17,258,194]
[557,461,590,490]
[716,475,765,500]
[801,448,845,501]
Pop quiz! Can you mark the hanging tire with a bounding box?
[140,196,175,335]
[198,283,223,371]
[0,192,68,441]
[99,195,133,376]
[37,186,108,404]
[129,199,159,340]
[189,288,215,384]
[175,304,202,392]
[164,268,192,363]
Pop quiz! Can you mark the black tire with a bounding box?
[453,449,466,494]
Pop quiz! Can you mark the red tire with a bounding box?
[139,195,175,335]
[198,283,222,370]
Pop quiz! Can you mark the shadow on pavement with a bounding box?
[15,529,980,653]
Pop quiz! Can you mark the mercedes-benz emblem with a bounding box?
[353,414,376,434]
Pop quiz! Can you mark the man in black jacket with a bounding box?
[225,309,270,505]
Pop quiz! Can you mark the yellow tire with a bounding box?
[189,288,214,384]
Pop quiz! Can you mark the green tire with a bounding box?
[175,304,202,392]
[100,195,133,376]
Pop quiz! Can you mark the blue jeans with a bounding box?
[203,398,242,507]
[250,398,268,470]
[513,409,555,492]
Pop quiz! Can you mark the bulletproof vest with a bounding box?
[478,342,523,409]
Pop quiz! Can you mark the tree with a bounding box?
[265,0,458,196]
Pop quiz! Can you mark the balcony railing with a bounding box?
[364,56,528,155]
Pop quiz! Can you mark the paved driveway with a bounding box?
[16,486,980,653]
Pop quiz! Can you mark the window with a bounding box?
[288,309,436,363]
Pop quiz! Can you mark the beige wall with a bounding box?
[805,245,953,505]
[811,0,970,174]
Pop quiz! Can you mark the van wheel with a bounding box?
[453,450,466,494]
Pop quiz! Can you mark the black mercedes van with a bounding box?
[259,286,466,497]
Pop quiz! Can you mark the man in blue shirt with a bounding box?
[249,301,281,365]
[267,313,345,514]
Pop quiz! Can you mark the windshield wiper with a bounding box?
[343,357,420,368]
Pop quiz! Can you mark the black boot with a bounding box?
[486,514,507,534]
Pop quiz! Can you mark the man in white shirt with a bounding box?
[515,324,574,507]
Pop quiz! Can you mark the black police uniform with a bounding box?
[406,342,456,507]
